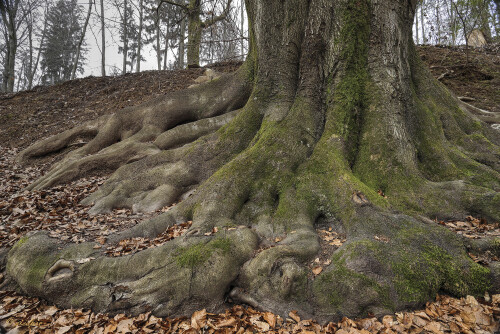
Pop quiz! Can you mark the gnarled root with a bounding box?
[18,69,252,191]
[7,226,258,317]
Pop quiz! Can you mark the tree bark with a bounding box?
[436,3,441,44]
[8,0,500,323]
[186,0,201,68]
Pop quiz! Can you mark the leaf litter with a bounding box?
[0,291,498,333]
[1,146,500,332]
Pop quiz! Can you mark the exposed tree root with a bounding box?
[18,69,252,192]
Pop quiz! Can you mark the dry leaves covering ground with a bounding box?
[0,291,498,333]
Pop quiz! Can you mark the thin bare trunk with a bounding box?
[16,61,23,91]
[421,1,425,43]
[136,0,143,72]
[415,6,419,44]
[101,0,106,76]
[0,0,20,92]
[27,11,33,89]
[72,0,93,80]
[163,24,169,70]
[186,0,201,68]
[449,0,456,46]
[240,0,244,59]
[122,0,128,74]
[29,5,47,89]
[156,12,161,70]
[436,4,441,44]
[179,16,185,69]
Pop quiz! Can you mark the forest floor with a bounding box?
[0,46,499,333]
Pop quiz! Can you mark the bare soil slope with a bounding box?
[0,62,241,149]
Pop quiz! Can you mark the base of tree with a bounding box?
[4,0,500,322]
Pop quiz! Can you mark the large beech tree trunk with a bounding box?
[6,0,500,322]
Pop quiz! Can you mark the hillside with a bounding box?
[0,61,241,149]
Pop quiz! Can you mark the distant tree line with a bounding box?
[1,0,498,92]
[0,0,247,92]
[414,0,499,46]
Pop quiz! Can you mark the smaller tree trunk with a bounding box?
[415,6,419,44]
[136,0,143,72]
[6,35,17,91]
[240,0,244,59]
[436,4,441,44]
[449,0,456,46]
[29,7,47,89]
[421,1,425,43]
[101,0,106,76]
[156,13,161,70]
[0,0,20,92]
[72,0,92,80]
[27,10,34,89]
[179,16,185,69]
[186,6,201,68]
[122,0,129,74]
[163,24,169,70]
[16,61,23,91]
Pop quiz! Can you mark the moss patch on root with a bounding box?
[313,218,491,317]
[175,237,232,268]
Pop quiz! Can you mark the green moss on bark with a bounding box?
[176,237,232,268]
[391,244,490,303]
[313,249,394,317]
[331,0,370,167]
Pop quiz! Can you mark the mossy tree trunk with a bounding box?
[6,0,500,322]
[162,0,232,68]
[186,0,202,68]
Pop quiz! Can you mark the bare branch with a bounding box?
[158,0,189,11]
[201,0,232,28]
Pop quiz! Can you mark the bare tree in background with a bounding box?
[136,0,143,72]
[144,0,182,70]
[159,0,232,68]
[100,0,106,76]
[40,0,86,84]
[71,0,93,80]
[201,0,240,64]
[0,0,38,92]
[453,0,490,63]
[21,1,47,90]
